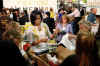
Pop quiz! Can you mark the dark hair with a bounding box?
[76,32,98,66]
[45,11,50,18]
[58,8,64,13]
[50,8,53,11]
[30,11,43,25]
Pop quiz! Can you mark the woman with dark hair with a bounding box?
[60,32,99,66]
[24,11,52,55]
[30,11,43,25]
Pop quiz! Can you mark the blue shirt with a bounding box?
[56,23,73,42]
[87,13,96,24]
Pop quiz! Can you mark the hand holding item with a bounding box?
[32,37,48,46]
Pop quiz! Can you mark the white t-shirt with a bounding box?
[68,8,80,17]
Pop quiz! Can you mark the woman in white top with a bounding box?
[24,11,52,54]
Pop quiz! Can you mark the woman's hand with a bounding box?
[32,38,48,46]
[54,28,60,35]
[40,38,48,42]
[50,34,55,39]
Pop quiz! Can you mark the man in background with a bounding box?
[87,8,97,24]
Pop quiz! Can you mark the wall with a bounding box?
[86,0,100,15]
[3,0,57,12]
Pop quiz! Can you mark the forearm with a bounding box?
[32,40,41,46]
[32,38,48,45]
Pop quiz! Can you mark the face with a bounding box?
[35,15,41,25]
[60,10,64,14]
[62,16,68,24]
[92,8,97,14]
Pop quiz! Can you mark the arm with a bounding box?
[32,38,48,46]
[51,24,60,38]
[67,24,73,34]
[54,24,60,34]
[68,10,76,17]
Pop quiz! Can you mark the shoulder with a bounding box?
[88,13,95,17]
[24,22,34,29]
[41,22,48,26]
[57,23,61,26]
[0,40,15,47]
[41,22,49,30]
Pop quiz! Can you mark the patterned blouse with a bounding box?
[24,22,51,53]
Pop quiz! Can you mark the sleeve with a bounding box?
[44,23,52,37]
[68,10,76,17]
[68,12,74,17]
[67,24,73,34]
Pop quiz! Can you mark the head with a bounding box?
[76,32,96,66]
[45,12,50,18]
[34,7,38,11]
[91,8,97,15]
[58,8,64,14]
[50,8,53,11]
[68,7,73,11]
[2,22,22,46]
[21,12,25,17]
[79,20,92,32]
[2,30,22,46]
[72,4,78,11]
[60,14,70,24]
[30,11,43,26]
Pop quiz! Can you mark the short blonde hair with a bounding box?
[60,14,70,23]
